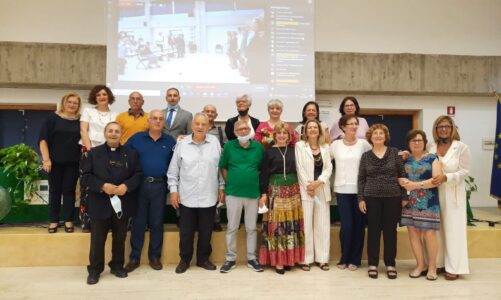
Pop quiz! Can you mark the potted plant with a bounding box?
[465,175,478,226]
[0,143,43,203]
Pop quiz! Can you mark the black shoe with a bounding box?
[110,268,128,278]
[175,260,189,274]
[213,222,223,232]
[197,260,217,271]
[87,273,100,285]
[275,267,285,275]
[220,261,236,273]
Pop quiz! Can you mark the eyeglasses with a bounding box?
[345,122,358,126]
[235,127,250,132]
[410,139,424,144]
[436,125,452,130]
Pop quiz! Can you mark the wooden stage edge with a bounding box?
[0,224,499,267]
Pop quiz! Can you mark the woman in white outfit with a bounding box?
[330,114,371,271]
[295,119,333,271]
[428,115,471,280]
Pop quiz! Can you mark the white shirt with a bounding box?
[80,107,119,147]
[330,139,372,194]
[167,134,225,208]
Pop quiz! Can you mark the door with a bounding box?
[360,111,417,150]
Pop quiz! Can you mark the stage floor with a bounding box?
[0,208,499,267]
[0,259,500,300]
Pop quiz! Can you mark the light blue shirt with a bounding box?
[167,134,224,208]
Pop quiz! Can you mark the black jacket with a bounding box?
[225,115,260,140]
[81,144,142,220]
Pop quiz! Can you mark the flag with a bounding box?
[491,97,501,207]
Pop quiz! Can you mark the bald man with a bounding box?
[116,91,149,144]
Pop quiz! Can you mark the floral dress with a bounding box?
[401,153,441,230]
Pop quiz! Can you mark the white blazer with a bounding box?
[295,141,333,202]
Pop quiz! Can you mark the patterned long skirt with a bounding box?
[259,174,305,266]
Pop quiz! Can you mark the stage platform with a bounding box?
[0,208,499,267]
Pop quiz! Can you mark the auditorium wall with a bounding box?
[0,0,499,206]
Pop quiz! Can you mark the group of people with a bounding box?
[38,90,470,284]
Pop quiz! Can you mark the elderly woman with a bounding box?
[259,122,305,274]
[330,114,371,270]
[295,119,332,271]
[358,124,407,279]
[330,96,369,141]
[254,99,297,147]
[167,112,225,274]
[428,116,470,280]
[295,101,330,143]
[39,93,82,233]
[401,130,441,280]
[79,85,119,231]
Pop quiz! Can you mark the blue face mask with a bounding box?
[168,104,180,111]
[237,133,252,144]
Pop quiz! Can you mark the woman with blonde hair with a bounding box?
[295,119,332,271]
[428,116,470,280]
[39,93,82,233]
[259,122,304,274]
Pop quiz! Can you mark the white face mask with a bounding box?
[237,133,252,143]
[110,195,123,219]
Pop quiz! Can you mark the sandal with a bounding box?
[409,268,428,278]
[318,263,330,271]
[300,264,311,271]
[445,272,458,281]
[368,266,378,279]
[48,223,58,234]
[336,264,347,270]
[426,272,438,281]
[347,264,358,271]
[387,267,397,279]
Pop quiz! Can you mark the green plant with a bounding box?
[0,143,42,202]
[465,175,478,226]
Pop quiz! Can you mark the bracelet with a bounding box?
[42,160,51,163]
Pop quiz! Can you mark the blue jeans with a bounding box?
[129,180,167,261]
[337,193,366,266]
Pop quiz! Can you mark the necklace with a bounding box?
[276,146,288,180]
[313,152,323,167]
[96,109,112,124]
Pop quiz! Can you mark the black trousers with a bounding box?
[87,214,128,275]
[366,196,402,267]
[179,204,216,264]
[48,163,79,223]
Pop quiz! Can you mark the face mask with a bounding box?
[168,104,180,111]
[265,137,273,144]
[237,133,252,143]
[238,108,249,116]
[110,195,123,219]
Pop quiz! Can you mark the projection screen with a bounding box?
[106,0,315,121]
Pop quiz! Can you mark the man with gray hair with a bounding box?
[219,120,264,273]
[225,94,260,140]
[124,110,176,273]
[168,112,225,274]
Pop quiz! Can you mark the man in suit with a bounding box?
[82,122,142,285]
[225,94,260,141]
[162,87,192,140]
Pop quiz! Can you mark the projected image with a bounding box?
[117,1,267,84]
